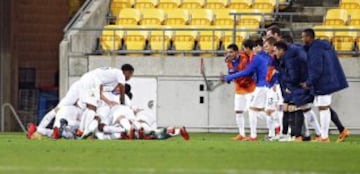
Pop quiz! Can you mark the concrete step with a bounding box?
[292,0,339,7]
[290,22,323,29]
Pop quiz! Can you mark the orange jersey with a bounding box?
[226,52,256,94]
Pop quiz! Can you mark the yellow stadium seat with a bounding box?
[253,0,275,12]
[313,25,334,41]
[134,0,158,8]
[158,0,182,9]
[213,9,238,26]
[278,0,289,10]
[348,10,360,26]
[100,25,125,51]
[181,0,205,8]
[238,9,263,27]
[340,0,360,9]
[198,27,223,51]
[148,26,173,51]
[111,0,135,16]
[140,9,166,25]
[222,26,249,49]
[188,9,214,26]
[172,27,198,50]
[116,8,142,25]
[324,9,349,26]
[205,0,228,9]
[124,29,149,50]
[163,9,190,26]
[228,0,252,9]
[332,26,357,51]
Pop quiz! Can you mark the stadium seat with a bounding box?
[238,9,263,27]
[134,0,158,8]
[222,26,249,49]
[181,0,205,9]
[188,9,214,26]
[313,25,334,41]
[100,25,125,51]
[324,9,349,26]
[163,9,190,26]
[124,29,149,51]
[228,0,252,9]
[278,0,290,10]
[111,0,135,16]
[198,27,223,51]
[204,0,228,9]
[116,8,142,25]
[172,27,199,51]
[140,9,166,25]
[332,26,357,51]
[213,9,238,26]
[148,26,173,51]
[252,0,276,13]
[348,10,360,26]
[158,0,182,9]
[340,0,360,9]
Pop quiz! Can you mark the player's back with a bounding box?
[252,51,269,87]
[88,67,125,85]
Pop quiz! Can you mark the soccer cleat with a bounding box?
[245,137,258,141]
[313,135,322,141]
[232,134,246,141]
[138,128,145,139]
[294,136,303,142]
[302,136,311,141]
[180,127,190,141]
[278,134,291,142]
[26,123,37,139]
[312,137,330,143]
[337,128,350,142]
[51,127,61,139]
[75,129,83,137]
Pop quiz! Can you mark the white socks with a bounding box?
[248,110,258,138]
[319,108,331,139]
[304,110,321,136]
[38,109,56,128]
[235,113,245,136]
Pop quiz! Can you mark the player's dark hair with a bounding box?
[264,36,277,45]
[242,39,254,49]
[274,41,288,51]
[121,64,134,72]
[281,34,294,44]
[254,39,263,47]
[267,25,281,36]
[303,28,315,39]
[227,43,239,51]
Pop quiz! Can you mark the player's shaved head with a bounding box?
[121,64,134,81]
[302,28,315,45]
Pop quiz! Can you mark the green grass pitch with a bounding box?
[0,132,360,174]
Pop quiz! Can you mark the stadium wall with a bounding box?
[60,56,360,133]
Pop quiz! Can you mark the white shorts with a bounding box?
[265,88,277,111]
[96,105,112,124]
[234,94,251,111]
[111,105,136,124]
[314,95,332,107]
[78,73,102,108]
[53,106,82,128]
[249,87,268,108]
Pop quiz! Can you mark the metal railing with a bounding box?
[64,0,95,35]
[1,103,27,133]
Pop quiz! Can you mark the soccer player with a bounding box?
[301,28,349,142]
[224,42,256,141]
[222,39,269,141]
